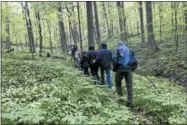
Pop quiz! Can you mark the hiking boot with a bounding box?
[126,102,134,109]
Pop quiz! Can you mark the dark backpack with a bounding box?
[127,49,138,72]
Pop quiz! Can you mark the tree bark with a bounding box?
[102,2,110,36]
[86,1,95,48]
[4,3,11,50]
[77,2,83,52]
[121,2,128,42]
[145,1,159,52]
[23,2,35,59]
[93,2,100,47]
[46,19,53,54]
[35,8,43,57]
[159,3,162,42]
[184,3,187,55]
[12,24,18,51]
[139,1,145,43]
[174,2,179,52]
[5,16,11,50]
[117,2,125,41]
[57,5,68,52]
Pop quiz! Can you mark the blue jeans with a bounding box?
[105,69,112,88]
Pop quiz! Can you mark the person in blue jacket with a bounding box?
[95,42,112,88]
[112,41,133,108]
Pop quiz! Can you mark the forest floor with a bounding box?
[2,52,187,125]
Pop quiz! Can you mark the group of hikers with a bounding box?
[71,41,138,108]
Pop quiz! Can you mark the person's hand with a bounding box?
[92,59,96,63]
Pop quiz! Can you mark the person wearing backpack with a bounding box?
[95,42,112,88]
[112,41,138,108]
[87,46,100,83]
[80,51,89,76]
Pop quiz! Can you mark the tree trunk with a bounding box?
[183,3,187,50]
[117,2,125,41]
[139,1,145,43]
[5,17,11,50]
[102,2,110,36]
[159,3,162,42]
[86,1,95,48]
[12,24,18,51]
[5,3,11,50]
[35,9,43,57]
[121,2,128,42]
[77,2,83,52]
[57,5,68,52]
[171,3,174,37]
[174,2,179,52]
[23,2,35,59]
[145,1,159,52]
[46,19,53,54]
[93,2,101,48]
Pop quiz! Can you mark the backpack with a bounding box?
[127,49,138,72]
[112,48,138,72]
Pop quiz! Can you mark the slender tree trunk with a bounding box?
[77,2,83,52]
[66,6,75,45]
[122,2,128,42]
[35,9,43,57]
[24,34,28,49]
[12,24,18,51]
[183,3,187,52]
[102,2,110,36]
[174,3,179,52]
[159,3,162,42]
[57,5,68,52]
[23,2,35,59]
[19,40,23,51]
[145,1,159,52]
[5,3,11,50]
[86,1,95,48]
[117,2,125,41]
[5,17,11,50]
[93,2,100,47]
[65,6,72,45]
[46,19,53,54]
[139,1,145,43]
[171,3,174,37]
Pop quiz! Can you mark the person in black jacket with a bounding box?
[80,51,89,76]
[95,42,112,88]
[87,46,100,83]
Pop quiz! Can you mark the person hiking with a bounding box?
[71,45,77,60]
[74,49,81,69]
[71,45,79,67]
[95,42,112,88]
[80,51,89,76]
[87,46,100,83]
[112,41,138,108]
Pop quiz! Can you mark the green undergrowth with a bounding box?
[2,52,187,124]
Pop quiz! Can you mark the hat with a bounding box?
[101,43,107,49]
[89,46,95,50]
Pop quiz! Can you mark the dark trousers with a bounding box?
[115,71,133,105]
[100,67,105,84]
[90,64,100,82]
[83,68,89,76]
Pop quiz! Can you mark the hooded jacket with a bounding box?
[113,41,132,72]
[96,43,112,69]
